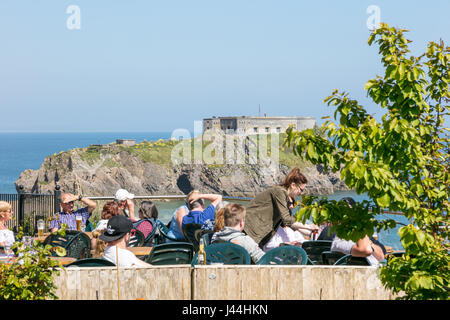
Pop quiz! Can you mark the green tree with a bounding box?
[0,226,68,300]
[285,23,449,299]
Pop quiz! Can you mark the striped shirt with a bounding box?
[49,207,91,231]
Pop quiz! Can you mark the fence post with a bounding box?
[18,185,25,230]
[54,184,61,214]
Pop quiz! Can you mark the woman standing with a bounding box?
[243,167,318,248]
[0,201,15,257]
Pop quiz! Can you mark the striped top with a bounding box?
[49,207,91,231]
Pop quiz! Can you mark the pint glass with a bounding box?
[37,219,45,237]
[76,215,82,231]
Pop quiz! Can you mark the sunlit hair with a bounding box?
[223,203,246,228]
[213,201,230,232]
[101,201,120,220]
[280,167,308,190]
[139,201,158,219]
[213,208,225,232]
[91,229,106,258]
[187,190,204,211]
[0,201,12,220]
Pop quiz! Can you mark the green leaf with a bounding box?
[376,193,391,207]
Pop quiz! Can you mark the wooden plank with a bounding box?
[53,265,397,300]
[54,265,191,300]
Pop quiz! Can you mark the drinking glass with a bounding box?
[76,215,82,231]
[4,244,13,257]
[37,219,45,237]
[23,236,32,248]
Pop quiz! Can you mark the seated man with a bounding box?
[99,215,151,267]
[331,235,385,266]
[211,203,265,264]
[181,191,222,229]
[49,193,96,232]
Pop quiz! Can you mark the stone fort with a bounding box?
[203,115,316,134]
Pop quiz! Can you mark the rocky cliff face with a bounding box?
[15,142,349,197]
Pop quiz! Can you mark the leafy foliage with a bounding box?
[285,23,449,299]
[0,226,69,300]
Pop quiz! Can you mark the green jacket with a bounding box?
[243,185,296,247]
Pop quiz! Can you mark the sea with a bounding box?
[0,132,406,250]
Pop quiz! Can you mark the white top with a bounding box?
[331,237,379,266]
[94,219,109,231]
[263,226,306,252]
[103,245,144,267]
[0,229,15,257]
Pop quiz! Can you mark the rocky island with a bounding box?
[15,133,349,197]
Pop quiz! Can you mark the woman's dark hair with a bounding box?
[280,167,308,189]
[139,201,159,219]
[101,201,120,220]
[341,197,356,208]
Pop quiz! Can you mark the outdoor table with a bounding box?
[33,231,93,242]
[126,247,152,257]
[0,256,76,266]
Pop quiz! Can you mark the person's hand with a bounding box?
[283,241,302,247]
[189,193,202,204]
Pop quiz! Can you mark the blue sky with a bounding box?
[0,0,448,133]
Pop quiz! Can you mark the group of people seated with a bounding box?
[0,167,388,267]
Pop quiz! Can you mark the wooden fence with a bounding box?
[53,265,397,300]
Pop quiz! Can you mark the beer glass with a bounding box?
[4,244,12,257]
[37,219,45,237]
[23,236,32,248]
[76,215,82,231]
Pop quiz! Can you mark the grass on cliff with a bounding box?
[71,134,311,169]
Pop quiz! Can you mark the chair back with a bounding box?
[321,251,346,265]
[301,240,332,265]
[133,218,158,246]
[182,223,203,251]
[145,242,194,265]
[256,245,308,265]
[197,230,214,247]
[128,229,145,247]
[191,242,251,266]
[44,230,91,260]
[155,219,183,244]
[65,258,116,267]
[334,254,371,266]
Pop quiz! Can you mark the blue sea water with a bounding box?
[0,132,172,194]
[0,132,406,250]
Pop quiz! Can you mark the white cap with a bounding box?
[115,189,135,201]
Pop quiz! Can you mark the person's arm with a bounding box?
[176,206,189,232]
[351,236,383,260]
[68,194,97,214]
[190,193,223,208]
[126,199,135,221]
